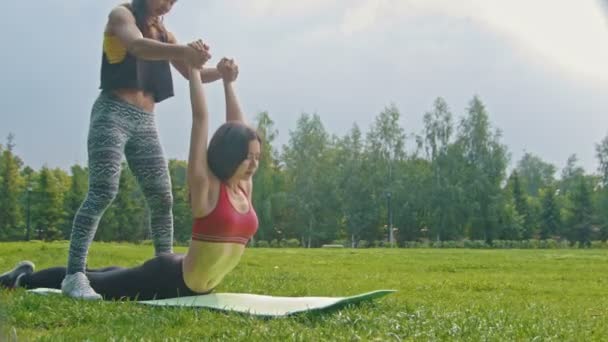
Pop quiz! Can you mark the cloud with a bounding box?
[473,0,608,83]
[380,0,608,82]
[230,0,341,17]
[340,0,388,35]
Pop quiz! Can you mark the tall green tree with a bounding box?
[516,153,556,197]
[423,98,464,241]
[33,167,66,240]
[457,96,509,243]
[595,133,608,186]
[62,165,88,239]
[568,177,594,247]
[539,186,561,239]
[0,134,25,240]
[508,171,533,239]
[365,104,407,244]
[334,124,377,246]
[252,112,283,242]
[594,136,608,240]
[496,194,524,240]
[560,154,585,196]
[282,113,333,247]
[392,157,433,244]
[169,159,191,243]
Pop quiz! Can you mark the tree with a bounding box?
[496,194,524,240]
[282,113,333,247]
[33,167,65,240]
[252,112,283,242]
[539,186,561,239]
[334,124,377,246]
[457,96,509,243]
[169,159,191,243]
[568,177,594,247]
[595,133,608,186]
[61,165,88,239]
[423,98,464,241]
[365,104,408,244]
[508,171,534,239]
[560,154,585,196]
[516,153,556,197]
[0,134,25,240]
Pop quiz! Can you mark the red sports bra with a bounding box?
[191,183,258,245]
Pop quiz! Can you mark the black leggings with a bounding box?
[19,254,205,300]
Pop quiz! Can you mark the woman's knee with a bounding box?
[147,191,173,212]
[80,187,119,213]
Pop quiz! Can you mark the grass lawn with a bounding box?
[1,241,607,341]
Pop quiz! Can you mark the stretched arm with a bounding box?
[218,59,254,196]
[224,81,244,123]
[218,59,245,123]
[107,6,203,65]
[171,59,221,82]
[187,68,212,217]
[167,32,223,82]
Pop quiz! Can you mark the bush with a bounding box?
[373,240,390,248]
[357,240,369,248]
[464,240,487,249]
[175,240,190,247]
[286,239,301,248]
[322,244,344,248]
[373,239,607,249]
[331,240,348,247]
[270,239,279,248]
[591,241,608,249]
[401,241,417,248]
[442,240,461,248]
[558,240,571,249]
[539,239,558,249]
[256,240,269,248]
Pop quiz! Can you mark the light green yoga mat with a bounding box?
[28,288,395,317]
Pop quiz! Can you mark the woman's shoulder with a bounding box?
[108,4,134,21]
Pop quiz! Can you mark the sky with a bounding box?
[1,0,608,176]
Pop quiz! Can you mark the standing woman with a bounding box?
[63,0,219,300]
[0,58,262,302]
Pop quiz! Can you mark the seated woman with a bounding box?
[0,54,261,300]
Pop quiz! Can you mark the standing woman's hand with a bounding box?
[184,39,211,68]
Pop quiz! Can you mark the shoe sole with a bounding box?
[0,261,35,288]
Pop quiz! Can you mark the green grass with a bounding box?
[1,241,607,341]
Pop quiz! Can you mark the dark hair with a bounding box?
[126,0,168,41]
[207,122,262,182]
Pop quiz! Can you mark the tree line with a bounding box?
[2,96,608,247]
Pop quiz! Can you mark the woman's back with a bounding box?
[183,181,258,292]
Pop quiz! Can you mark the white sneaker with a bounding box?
[61,272,102,300]
[0,261,35,288]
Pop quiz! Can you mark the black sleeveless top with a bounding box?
[99,8,174,103]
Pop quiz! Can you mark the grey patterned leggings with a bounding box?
[67,92,174,274]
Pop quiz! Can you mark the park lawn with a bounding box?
[1,241,607,341]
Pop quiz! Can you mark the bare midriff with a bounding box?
[112,88,156,113]
[182,240,246,293]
